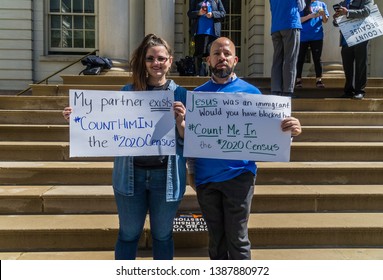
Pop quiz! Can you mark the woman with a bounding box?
[188,0,226,76]
[63,34,187,260]
[295,0,329,88]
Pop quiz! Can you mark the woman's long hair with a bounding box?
[303,0,312,16]
[130,34,173,91]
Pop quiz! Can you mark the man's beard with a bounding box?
[210,64,234,79]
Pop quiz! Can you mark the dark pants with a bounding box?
[296,40,323,79]
[194,34,216,76]
[196,172,255,260]
[341,40,369,95]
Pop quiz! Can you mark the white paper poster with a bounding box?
[336,5,383,46]
[184,92,292,162]
[69,90,176,157]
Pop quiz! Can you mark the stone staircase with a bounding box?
[1,75,383,260]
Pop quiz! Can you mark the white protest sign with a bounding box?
[336,5,383,47]
[69,90,176,157]
[184,92,292,162]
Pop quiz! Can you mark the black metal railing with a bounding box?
[17,49,99,96]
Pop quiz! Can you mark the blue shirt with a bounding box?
[197,2,215,36]
[193,77,261,186]
[270,0,302,33]
[300,1,329,42]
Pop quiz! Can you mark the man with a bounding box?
[269,0,305,96]
[191,37,302,260]
[333,0,374,100]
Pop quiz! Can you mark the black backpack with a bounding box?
[175,56,196,76]
[79,55,113,75]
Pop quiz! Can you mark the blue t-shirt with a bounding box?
[300,1,329,42]
[270,0,302,33]
[193,77,261,186]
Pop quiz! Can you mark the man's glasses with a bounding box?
[145,56,169,63]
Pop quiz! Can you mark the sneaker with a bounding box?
[295,80,302,88]
[353,93,365,100]
[316,80,325,88]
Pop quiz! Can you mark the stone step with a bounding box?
[294,111,383,126]
[1,161,383,185]
[3,109,383,126]
[292,98,383,112]
[2,248,383,260]
[0,185,199,214]
[30,84,126,96]
[1,142,383,162]
[291,142,383,161]
[0,124,68,141]
[0,110,65,125]
[60,75,211,86]
[60,75,383,88]
[29,83,383,99]
[295,126,383,142]
[2,96,383,112]
[0,96,68,110]
[1,184,383,215]
[291,87,383,99]
[1,213,383,251]
[2,124,382,142]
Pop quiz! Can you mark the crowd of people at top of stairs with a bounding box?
[269,0,373,100]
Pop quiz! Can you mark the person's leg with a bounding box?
[310,40,324,79]
[271,31,284,95]
[296,41,309,86]
[341,45,355,96]
[310,40,325,87]
[221,172,255,260]
[281,28,300,95]
[147,169,180,260]
[194,35,205,76]
[197,183,228,259]
[354,40,369,96]
[113,175,148,260]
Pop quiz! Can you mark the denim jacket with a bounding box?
[112,80,187,202]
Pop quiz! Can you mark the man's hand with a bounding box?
[334,6,348,18]
[281,117,302,137]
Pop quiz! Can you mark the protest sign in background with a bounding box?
[336,4,383,47]
[69,90,176,157]
[184,92,292,162]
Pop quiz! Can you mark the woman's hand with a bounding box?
[173,101,186,138]
[62,107,72,123]
[281,117,302,137]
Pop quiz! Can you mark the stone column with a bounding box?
[145,0,175,50]
[320,0,344,76]
[98,0,144,60]
[98,0,129,59]
[263,1,273,77]
[369,0,383,77]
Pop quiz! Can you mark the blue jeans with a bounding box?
[114,167,180,260]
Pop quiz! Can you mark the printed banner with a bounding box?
[69,90,176,157]
[173,213,208,232]
[336,5,383,46]
[184,92,292,162]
